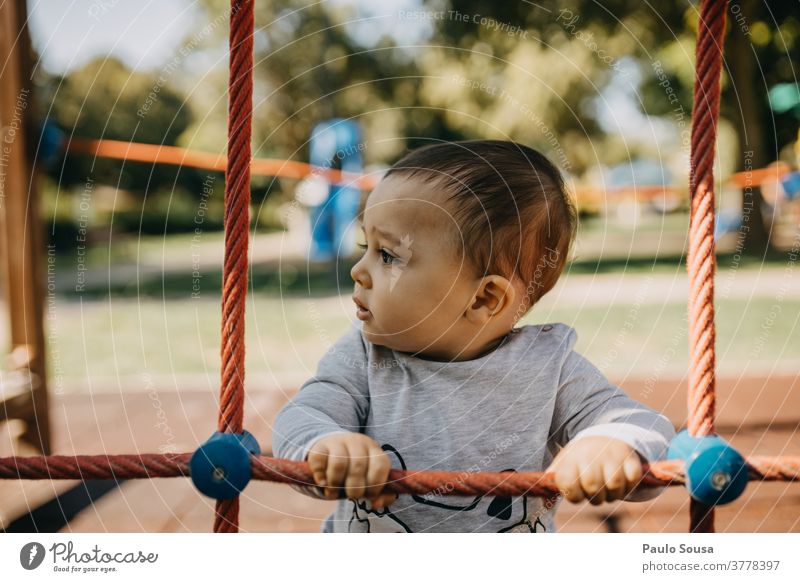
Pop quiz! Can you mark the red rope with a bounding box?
[2,454,798,491]
[64,137,379,188]
[216,0,254,533]
[687,0,728,533]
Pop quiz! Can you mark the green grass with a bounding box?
[533,297,800,377]
[46,208,794,300]
[31,212,798,391]
[41,294,800,392]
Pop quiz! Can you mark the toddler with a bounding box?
[273,140,675,532]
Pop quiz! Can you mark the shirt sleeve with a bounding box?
[271,321,371,498]
[548,327,676,502]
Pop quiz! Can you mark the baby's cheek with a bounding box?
[387,304,430,336]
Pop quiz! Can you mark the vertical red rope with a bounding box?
[215,0,254,533]
[687,0,728,533]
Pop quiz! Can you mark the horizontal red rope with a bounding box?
[65,138,783,193]
[1,454,798,496]
[66,137,379,189]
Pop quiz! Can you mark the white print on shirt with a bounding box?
[347,444,547,533]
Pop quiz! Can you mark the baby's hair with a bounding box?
[382,139,577,311]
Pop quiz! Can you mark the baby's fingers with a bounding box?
[306,443,330,487]
[579,465,606,505]
[364,447,392,500]
[602,460,628,502]
[620,452,644,499]
[553,461,584,503]
[343,443,370,499]
[623,453,644,485]
[324,441,350,497]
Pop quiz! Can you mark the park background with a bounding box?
[0,0,798,532]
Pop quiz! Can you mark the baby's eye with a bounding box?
[379,249,396,265]
[356,242,395,264]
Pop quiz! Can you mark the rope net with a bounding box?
[215,0,254,534]
[686,0,728,532]
[2,0,797,534]
[1,454,798,492]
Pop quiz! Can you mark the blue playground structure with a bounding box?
[307,118,363,262]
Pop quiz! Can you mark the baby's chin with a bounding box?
[360,325,398,350]
[360,324,415,352]
[361,325,448,360]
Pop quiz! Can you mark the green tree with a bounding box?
[188,0,796,256]
[620,0,798,256]
[190,0,434,168]
[48,56,202,196]
[386,0,797,253]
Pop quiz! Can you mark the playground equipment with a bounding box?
[0,0,51,459]
[1,0,799,534]
[306,118,364,262]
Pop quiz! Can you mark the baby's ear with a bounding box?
[465,275,516,323]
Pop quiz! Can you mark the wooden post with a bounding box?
[0,0,51,455]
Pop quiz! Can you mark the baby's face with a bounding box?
[350,175,478,358]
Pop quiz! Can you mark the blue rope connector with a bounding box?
[667,429,748,506]
[190,431,261,500]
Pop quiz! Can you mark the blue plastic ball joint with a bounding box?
[667,429,749,506]
[190,430,261,500]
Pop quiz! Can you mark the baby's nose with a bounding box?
[350,259,371,288]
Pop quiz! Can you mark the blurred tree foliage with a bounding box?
[187,0,440,167]
[39,1,798,254]
[634,0,800,254]
[47,56,206,195]
[426,0,797,255]
[39,56,222,245]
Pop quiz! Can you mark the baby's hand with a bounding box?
[547,436,644,505]
[306,433,398,509]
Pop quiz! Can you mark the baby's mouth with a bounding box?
[353,296,372,320]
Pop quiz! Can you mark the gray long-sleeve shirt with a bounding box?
[272,320,675,532]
